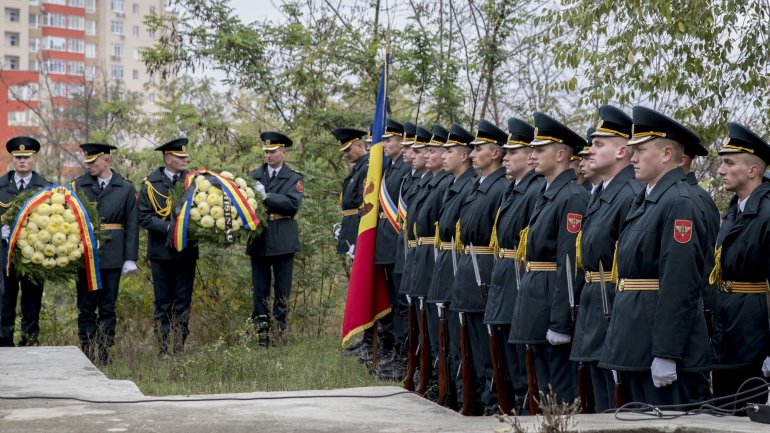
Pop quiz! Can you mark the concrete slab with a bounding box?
[0,347,768,432]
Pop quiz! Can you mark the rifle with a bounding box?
[599,262,627,409]
[417,297,432,395]
[459,312,475,416]
[525,344,538,414]
[614,371,629,408]
[403,298,417,391]
[436,303,450,406]
[577,362,594,413]
[488,324,512,414]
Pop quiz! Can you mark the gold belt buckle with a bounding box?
[584,271,592,283]
[498,249,505,259]
[719,280,733,293]
[525,262,531,272]
[617,278,625,292]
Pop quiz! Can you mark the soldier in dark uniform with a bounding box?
[0,136,51,347]
[426,122,476,409]
[570,106,641,411]
[138,138,198,355]
[372,119,410,377]
[73,143,139,364]
[404,125,452,390]
[710,123,770,406]
[247,131,304,346]
[577,131,601,195]
[483,117,542,414]
[332,128,370,356]
[450,119,509,414]
[509,112,589,404]
[679,140,720,337]
[333,128,369,256]
[599,107,711,406]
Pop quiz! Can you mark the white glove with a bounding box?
[1,225,9,240]
[334,225,341,240]
[346,243,355,259]
[612,370,619,384]
[121,260,138,275]
[254,181,267,200]
[762,356,770,378]
[546,329,572,345]
[651,357,678,388]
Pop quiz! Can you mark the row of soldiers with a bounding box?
[0,133,304,361]
[337,106,770,415]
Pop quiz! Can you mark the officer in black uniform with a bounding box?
[451,119,509,414]
[570,106,641,411]
[709,123,770,406]
[373,119,410,375]
[138,138,197,355]
[247,131,304,346]
[0,136,51,347]
[333,128,369,256]
[73,143,138,364]
[599,107,710,406]
[483,117,542,414]
[577,130,601,196]
[509,112,589,404]
[405,124,452,389]
[426,122,476,409]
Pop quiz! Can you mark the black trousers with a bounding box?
[250,253,294,331]
[378,264,408,349]
[76,268,121,347]
[0,265,44,347]
[588,361,615,412]
[150,258,196,345]
[447,305,463,408]
[425,300,439,378]
[531,343,576,403]
[622,370,711,408]
[466,312,496,410]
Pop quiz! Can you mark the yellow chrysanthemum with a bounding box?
[200,215,215,228]
[49,203,66,216]
[43,244,57,257]
[215,217,226,231]
[50,192,66,205]
[51,232,67,246]
[189,208,202,221]
[210,206,224,220]
[196,202,211,215]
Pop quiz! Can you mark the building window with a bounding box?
[111,0,124,13]
[111,43,123,60]
[132,25,139,36]
[4,55,20,70]
[5,32,20,47]
[8,110,39,127]
[111,20,123,35]
[148,29,155,39]
[149,5,155,14]
[85,43,96,58]
[5,8,20,23]
[68,0,85,7]
[30,0,40,5]
[86,20,96,35]
[43,13,68,28]
[9,83,39,101]
[68,38,84,53]
[111,64,123,80]
[132,3,139,14]
[44,59,66,74]
[132,69,139,80]
[29,60,39,71]
[29,38,40,52]
[68,15,84,31]
[132,48,140,60]
[68,61,84,75]
[29,13,39,28]
[42,0,66,5]
[148,92,155,103]
[44,36,66,51]
[86,66,96,79]
[86,0,96,13]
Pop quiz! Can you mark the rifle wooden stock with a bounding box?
[459,314,475,416]
[525,345,538,415]
[577,362,594,414]
[488,327,511,415]
[403,302,417,391]
[417,301,432,395]
[614,375,629,408]
[436,311,450,406]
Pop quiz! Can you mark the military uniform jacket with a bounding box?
[337,154,369,253]
[246,164,304,257]
[374,158,410,265]
[426,169,476,304]
[407,171,452,298]
[711,183,770,369]
[450,167,508,313]
[74,172,139,269]
[509,169,588,343]
[687,172,721,318]
[599,168,710,372]
[570,165,642,361]
[0,171,51,217]
[484,170,544,325]
[395,170,422,275]
[138,168,198,261]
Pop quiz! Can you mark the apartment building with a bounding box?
[0,0,168,175]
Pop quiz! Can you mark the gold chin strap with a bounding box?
[489,207,502,257]
[610,241,619,283]
[515,225,529,262]
[708,245,722,286]
[144,179,172,218]
[575,230,583,269]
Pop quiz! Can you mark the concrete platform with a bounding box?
[0,347,768,432]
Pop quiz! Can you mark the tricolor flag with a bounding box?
[341,51,392,347]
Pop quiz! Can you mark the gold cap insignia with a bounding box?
[265,140,271,145]
[19,145,25,151]
[181,145,186,151]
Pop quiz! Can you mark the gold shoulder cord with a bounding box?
[489,207,502,256]
[144,179,172,218]
[0,200,10,208]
